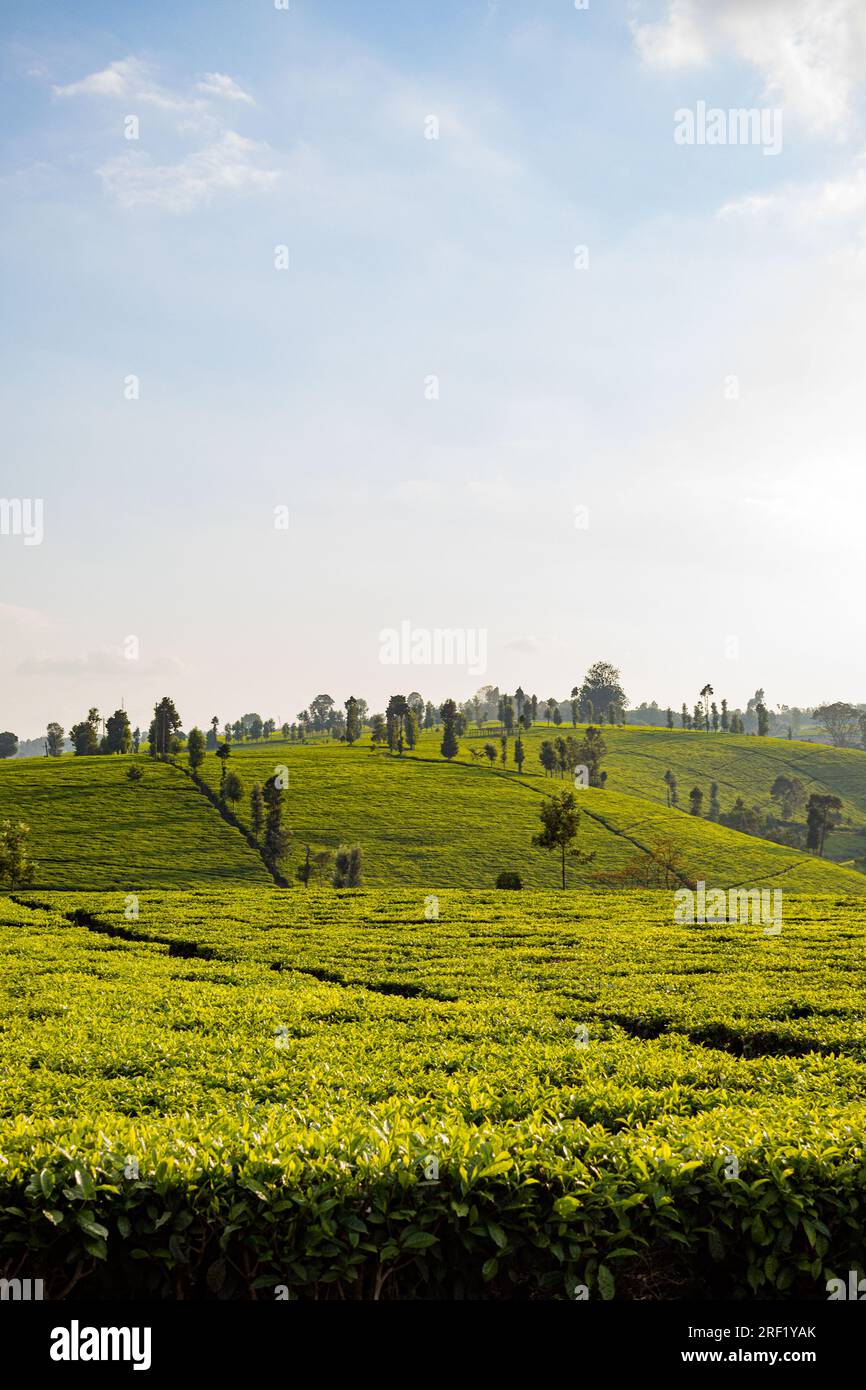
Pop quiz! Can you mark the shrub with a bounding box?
[334,844,362,888]
[495,871,523,889]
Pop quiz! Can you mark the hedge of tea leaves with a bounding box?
[1,888,865,1300]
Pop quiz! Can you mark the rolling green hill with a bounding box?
[436,723,866,867]
[453,723,866,819]
[3,725,865,894]
[200,736,866,895]
[0,756,270,891]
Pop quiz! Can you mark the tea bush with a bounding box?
[1,889,865,1299]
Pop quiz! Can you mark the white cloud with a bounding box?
[631,0,866,136]
[97,130,280,212]
[716,193,775,221]
[50,56,270,210]
[196,72,255,105]
[631,0,707,69]
[53,56,204,115]
[717,159,866,236]
[503,635,563,656]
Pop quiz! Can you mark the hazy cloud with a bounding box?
[196,72,255,105]
[97,131,280,212]
[18,649,185,677]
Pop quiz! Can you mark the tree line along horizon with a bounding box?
[3,660,865,760]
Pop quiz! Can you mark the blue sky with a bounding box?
[2,0,866,735]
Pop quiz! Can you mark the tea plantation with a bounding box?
[195,736,866,894]
[2,888,865,1300]
[0,757,269,891]
[4,732,866,895]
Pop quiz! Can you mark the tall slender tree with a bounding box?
[440,699,460,761]
[46,722,65,757]
[262,775,290,865]
[250,782,265,836]
[345,696,362,746]
[215,741,230,790]
[151,697,182,757]
[700,684,713,732]
[187,727,206,771]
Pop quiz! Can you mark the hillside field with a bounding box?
[2,887,865,1300]
[2,729,866,895]
[197,734,866,895]
[0,757,269,890]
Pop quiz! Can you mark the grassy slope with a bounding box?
[201,738,866,894]
[447,724,866,867]
[0,756,270,890]
[3,724,865,893]
[456,723,866,816]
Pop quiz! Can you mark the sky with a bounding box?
[2,0,866,737]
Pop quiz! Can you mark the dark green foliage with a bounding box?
[105,709,131,755]
[262,775,290,865]
[333,844,362,888]
[495,871,522,889]
[532,790,595,888]
[215,743,230,789]
[404,709,418,751]
[0,819,36,888]
[539,741,557,777]
[813,702,860,748]
[440,700,459,761]
[46,723,65,757]
[575,661,627,722]
[250,783,264,836]
[386,695,409,752]
[345,696,362,746]
[771,776,807,821]
[186,728,206,771]
[720,797,764,836]
[574,726,607,787]
[70,710,100,757]
[222,771,243,816]
[151,697,182,758]
[806,795,842,856]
